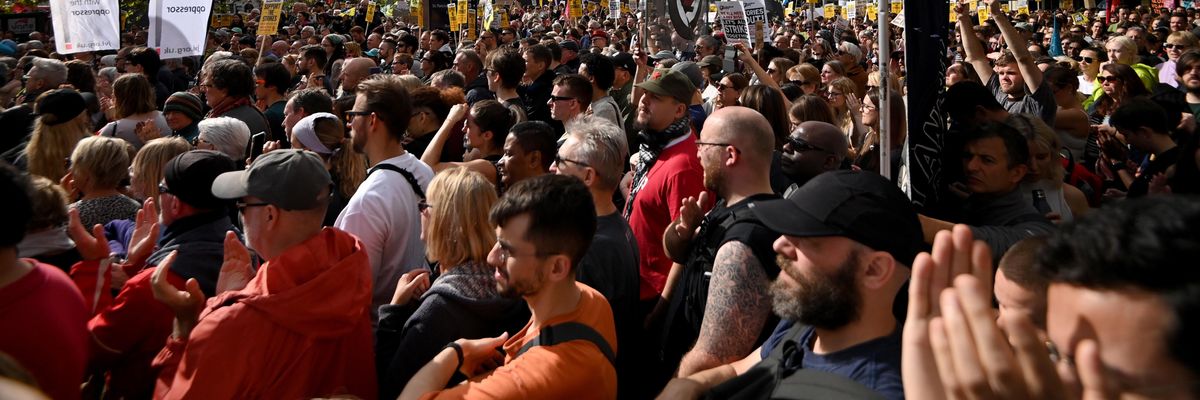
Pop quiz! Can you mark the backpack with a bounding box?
[514,322,616,366]
[704,323,883,400]
[369,163,427,201]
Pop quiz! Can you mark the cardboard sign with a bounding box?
[1016,0,1028,15]
[569,0,583,19]
[743,0,767,44]
[148,0,213,58]
[890,0,901,14]
[448,3,458,30]
[824,4,835,18]
[366,1,377,23]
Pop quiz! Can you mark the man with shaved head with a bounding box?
[656,107,783,385]
[780,121,849,194]
[337,57,376,99]
[270,40,290,58]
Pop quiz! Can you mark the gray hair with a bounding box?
[430,69,465,89]
[696,35,721,51]
[197,117,251,160]
[100,54,117,67]
[30,58,67,87]
[97,67,118,84]
[839,41,862,63]
[563,116,628,190]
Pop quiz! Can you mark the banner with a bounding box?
[742,0,766,42]
[259,0,284,34]
[148,0,212,58]
[50,0,120,54]
[716,1,749,48]
[467,8,476,40]
[904,0,950,211]
[483,0,495,29]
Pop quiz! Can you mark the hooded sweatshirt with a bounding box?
[153,227,377,399]
[375,261,529,399]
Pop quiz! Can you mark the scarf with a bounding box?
[207,96,252,118]
[623,116,691,218]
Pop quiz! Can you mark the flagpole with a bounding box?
[877,0,890,180]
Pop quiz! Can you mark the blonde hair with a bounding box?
[1007,113,1065,183]
[71,136,132,191]
[310,116,366,199]
[26,111,90,182]
[130,137,191,200]
[828,77,858,131]
[112,73,157,119]
[27,176,69,231]
[424,167,498,267]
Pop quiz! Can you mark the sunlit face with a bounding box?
[1099,70,1122,97]
[823,86,847,109]
[962,136,1025,194]
[995,64,1025,95]
[163,110,192,132]
[820,64,838,84]
[861,95,879,127]
[1165,38,1191,61]
[486,213,552,298]
[1107,42,1134,65]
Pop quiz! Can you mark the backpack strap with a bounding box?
[516,322,616,366]
[369,163,426,200]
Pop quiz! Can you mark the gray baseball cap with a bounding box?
[211,149,332,211]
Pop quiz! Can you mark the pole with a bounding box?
[877,0,890,180]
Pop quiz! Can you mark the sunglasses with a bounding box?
[785,136,828,153]
[549,95,576,102]
[1164,43,1186,49]
[1077,56,1095,63]
[1096,76,1121,83]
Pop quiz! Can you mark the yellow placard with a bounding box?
[366,1,377,23]
[840,5,847,18]
[259,0,284,34]
[807,0,818,4]
[458,0,468,24]
[448,4,458,30]
[569,0,583,19]
[889,0,901,14]
[413,0,422,27]
[866,4,876,18]
[1061,0,1072,9]
[823,4,835,18]
[500,10,509,27]
[467,8,476,40]
[977,4,989,21]
[1001,3,1010,13]
[949,3,957,21]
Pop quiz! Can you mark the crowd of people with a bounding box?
[0,0,1197,398]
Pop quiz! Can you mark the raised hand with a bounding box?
[902,225,994,400]
[127,198,161,267]
[674,191,711,241]
[150,251,206,340]
[216,231,254,294]
[135,119,162,143]
[68,208,111,262]
[446,103,470,126]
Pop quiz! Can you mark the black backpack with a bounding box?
[704,323,883,400]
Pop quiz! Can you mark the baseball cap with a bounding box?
[636,68,696,104]
[591,30,608,40]
[696,55,722,69]
[749,170,924,264]
[670,61,705,91]
[1014,22,1033,32]
[163,150,238,210]
[612,52,636,71]
[649,50,677,61]
[211,149,332,211]
[35,89,86,126]
[560,39,580,52]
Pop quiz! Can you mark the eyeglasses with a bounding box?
[554,154,590,169]
[158,183,172,195]
[785,136,828,153]
[1096,75,1121,83]
[549,95,576,102]
[1164,43,1186,49]
[236,201,271,211]
[824,91,844,98]
[345,110,373,118]
[1076,56,1096,64]
[494,242,552,263]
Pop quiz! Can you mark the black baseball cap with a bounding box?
[749,170,924,265]
[612,52,636,71]
[163,150,238,210]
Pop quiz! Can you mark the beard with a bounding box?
[351,126,367,153]
[702,157,724,194]
[496,263,546,299]
[771,253,862,330]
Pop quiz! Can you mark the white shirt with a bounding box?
[334,152,434,322]
[1077,74,1096,96]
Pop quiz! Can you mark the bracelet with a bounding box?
[444,342,464,372]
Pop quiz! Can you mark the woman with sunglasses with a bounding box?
[713,73,749,110]
[1156,31,1199,88]
[1088,63,1149,125]
[786,63,821,95]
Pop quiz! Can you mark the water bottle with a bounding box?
[1032,189,1052,215]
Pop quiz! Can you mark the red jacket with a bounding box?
[153,228,377,399]
[0,260,89,400]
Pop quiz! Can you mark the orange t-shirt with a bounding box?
[425,282,618,400]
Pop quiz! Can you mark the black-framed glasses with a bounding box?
[1164,43,1185,50]
[345,110,373,118]
[785,136,828,153]
[236,201,271,211]
[549,95,576,102]
[1078,56,1095,63]
[554,154,590,169]
[158,183,172,195]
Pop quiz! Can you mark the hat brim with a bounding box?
[635,80,685,103]
[749,198,844,238]
[211,170,251,200]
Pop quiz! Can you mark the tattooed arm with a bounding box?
[676,241,772,377]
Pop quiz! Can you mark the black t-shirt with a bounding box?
[576,212,640,389]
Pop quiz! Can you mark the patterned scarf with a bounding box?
[623,116,691,218]
[206,96,253,118]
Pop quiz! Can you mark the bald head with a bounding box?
[795,121,848,161]
[340,57,377,91]
[703,107,775,169]
[271,40,289,55]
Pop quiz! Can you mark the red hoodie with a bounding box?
[152,228,377,399]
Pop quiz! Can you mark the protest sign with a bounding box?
[716,1,750,49]
[569,0,583,19]
[366,1,377,23]
[743,0,767,41]
[824,4,836,18]
[610,0,620,18]
[148,0,212,58]
[259,0,284,34]
[50,0,120,54]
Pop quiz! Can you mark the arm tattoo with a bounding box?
[679,241,772,376]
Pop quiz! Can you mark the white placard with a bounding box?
[148,0,214,58]
[50,0,120,54]
[716,1,750,49]
[742,0,767,45]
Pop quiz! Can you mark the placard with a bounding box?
[366,1,377,23]
[50,0,120,54]
[258,0,284,34]
[716,1,750,48]
[148,0,213,58]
